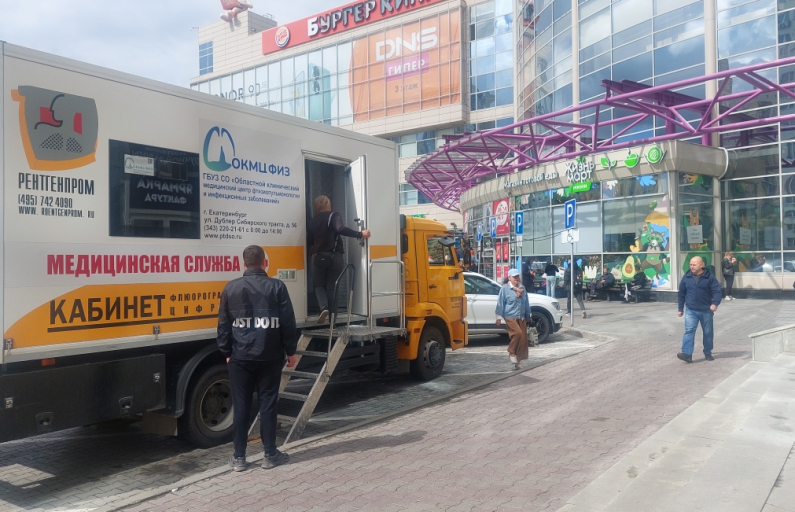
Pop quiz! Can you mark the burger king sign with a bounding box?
[275,26,290,48]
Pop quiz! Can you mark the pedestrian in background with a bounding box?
[217,245,298,471]
[677,256,721,363]
[722,251,736,300]
[522,257,536,294]
[564,260,587,319]
[496,268,531,370]
[623,264,648,303]
[544,261,559,297]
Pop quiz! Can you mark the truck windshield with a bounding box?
[427,238,456,266]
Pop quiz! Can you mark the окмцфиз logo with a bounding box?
[203,126,235,171]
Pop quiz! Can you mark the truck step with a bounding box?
[280,391,308,402]
[283,370,319,380]
[295,350,328,358]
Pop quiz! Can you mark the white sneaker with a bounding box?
[509,355,518,364]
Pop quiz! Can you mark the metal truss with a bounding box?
[406,56,795,211]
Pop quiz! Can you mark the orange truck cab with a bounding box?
[399,215,468,380]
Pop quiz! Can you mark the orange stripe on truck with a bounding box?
[4,245,305,349]
[370,245,398,260]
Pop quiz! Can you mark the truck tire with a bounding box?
[410,326,446,381]
[178,363,235,447]
[531,311,552,344]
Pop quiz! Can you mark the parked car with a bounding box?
[463,272,563,343]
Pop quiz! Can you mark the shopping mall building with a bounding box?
[191,0,795,294]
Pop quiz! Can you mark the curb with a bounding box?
[95,335,612,512]
[560,326,618,344]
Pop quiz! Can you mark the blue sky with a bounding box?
[0,0,334,86]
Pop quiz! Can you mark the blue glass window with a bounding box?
[717,16,776,59]
[612,52,652,83]
[496,87,514,106]
[496,69,513,88]
[496,117,514,127]
[579,67,611,102]
[654,2,704,32]
[477,73,496,92]
[199,42,213,76]
[654,36,705,75]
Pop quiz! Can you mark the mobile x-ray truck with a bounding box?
[0,43,467,447]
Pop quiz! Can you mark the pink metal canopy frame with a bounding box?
[406,56,795,211]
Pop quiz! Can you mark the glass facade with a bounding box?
[465,173,680,288]
[469,0,514,110]
[192,8,462,126]
[485,0,795,291]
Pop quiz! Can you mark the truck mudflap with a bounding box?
[451,320,468,349]
[0,354,165,443]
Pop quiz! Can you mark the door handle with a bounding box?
[429,285,437,289]
[448,272,460,280]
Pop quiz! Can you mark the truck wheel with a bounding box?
[532,311,552,344]
[410,326,446,381]
[179,364,235,447]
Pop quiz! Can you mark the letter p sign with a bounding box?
[564,199,576,230]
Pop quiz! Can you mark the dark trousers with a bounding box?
[724,275,734,296]
[567,289,586,313]
[227,358,283,458]
[313,252,345,311]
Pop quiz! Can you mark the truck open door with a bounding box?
[345,156,369,317]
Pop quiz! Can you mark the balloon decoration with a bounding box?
[220,0,253,22]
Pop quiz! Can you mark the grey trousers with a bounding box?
[313,252,344,312]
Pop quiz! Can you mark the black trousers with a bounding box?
[724,275,734,296]
[227,358,283,458]
[313,252,345,312]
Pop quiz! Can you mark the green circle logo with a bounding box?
[646,147,664,164]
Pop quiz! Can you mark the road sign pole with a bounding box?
[571,235,575,327]
[564,198,577,327]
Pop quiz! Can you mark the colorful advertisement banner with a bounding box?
[350,10,461,121]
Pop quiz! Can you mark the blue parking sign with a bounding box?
[515,211,524,235]
[564,199,576,230]
[490,217,497,238]
[476,222,483,242]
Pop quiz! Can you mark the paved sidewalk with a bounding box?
[559,352,795,512]
[0,332,603,512]
[121,300,794,511]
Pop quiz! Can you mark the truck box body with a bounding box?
[0,43,401,365]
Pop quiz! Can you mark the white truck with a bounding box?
[0,43,468,446]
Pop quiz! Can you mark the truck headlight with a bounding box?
[551,301,560,311]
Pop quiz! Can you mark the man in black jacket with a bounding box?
[218,245,298,471]
[677,256,722,363]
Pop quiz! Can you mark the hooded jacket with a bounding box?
[678,267,722,313]
[217,268,298,361]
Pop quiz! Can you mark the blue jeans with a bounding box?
[681,308,714,356]
[545,276,556,297]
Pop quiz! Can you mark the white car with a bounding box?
[463,272,563,343]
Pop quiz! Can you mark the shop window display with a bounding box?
[603,195,670,253]
[606,252,671,288]
[725,198,782,271]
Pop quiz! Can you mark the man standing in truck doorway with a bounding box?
[217,245,298,472]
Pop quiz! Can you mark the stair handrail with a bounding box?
[368,259,406,339]
[328,263,356,369]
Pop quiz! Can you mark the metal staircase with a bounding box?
[248,260,406,445]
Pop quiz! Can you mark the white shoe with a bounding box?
[238,0,253,8]
[220,11,233,21]
[510,355,518,364]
